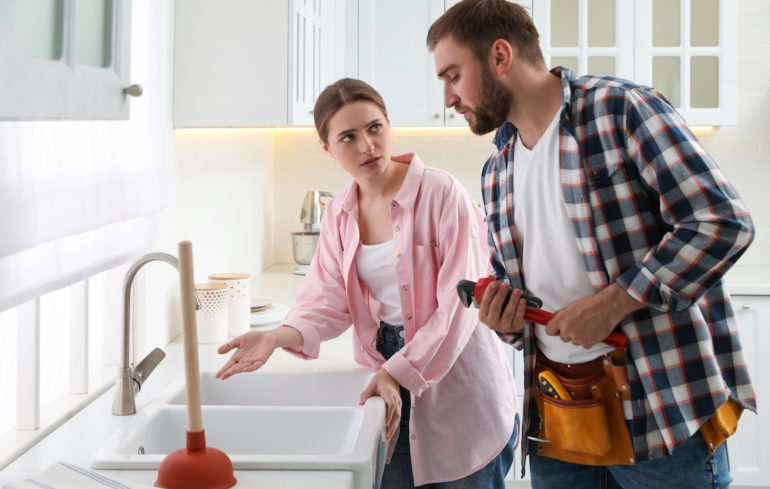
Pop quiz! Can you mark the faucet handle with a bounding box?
[131,347,166,395]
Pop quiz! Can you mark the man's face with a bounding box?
[433,36,514,135]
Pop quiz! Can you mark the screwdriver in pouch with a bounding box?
[537,371,573,400]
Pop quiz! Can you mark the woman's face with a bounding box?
[322,101,393,182]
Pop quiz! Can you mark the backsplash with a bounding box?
[170,120,768,275]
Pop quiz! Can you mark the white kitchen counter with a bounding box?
[725,264,770,296]
[0,264,361,488]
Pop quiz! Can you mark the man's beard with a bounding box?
[466,67,515,135]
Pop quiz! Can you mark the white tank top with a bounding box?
[512,108,613,364]
[355,240,404,325]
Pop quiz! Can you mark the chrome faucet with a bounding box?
[112,252,199,416]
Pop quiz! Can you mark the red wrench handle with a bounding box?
[523,308,627,350]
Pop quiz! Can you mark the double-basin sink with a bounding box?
[92,370,387,489]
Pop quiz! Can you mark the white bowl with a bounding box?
[291,232,320,265]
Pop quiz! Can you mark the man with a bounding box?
[427,1,756,487]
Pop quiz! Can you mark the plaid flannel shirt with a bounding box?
[483,67,756,462]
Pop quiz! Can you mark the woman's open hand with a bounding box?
[215,330,278,380]
[359,368,402,442]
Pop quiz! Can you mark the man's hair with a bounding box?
[313,78,389,146]
[427,0,544,68]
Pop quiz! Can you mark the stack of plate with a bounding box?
[250,297,291,329]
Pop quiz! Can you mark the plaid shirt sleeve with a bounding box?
[484,138,525,349]
[614,87,755,312]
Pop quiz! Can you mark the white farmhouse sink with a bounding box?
[92,370,387,489]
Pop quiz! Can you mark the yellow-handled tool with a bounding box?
[538,371,573,400]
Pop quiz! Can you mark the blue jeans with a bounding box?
[529,416,732,489]
[376,322,516,489]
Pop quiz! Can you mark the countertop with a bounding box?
[0,264,361,488]
[724,264,770,296]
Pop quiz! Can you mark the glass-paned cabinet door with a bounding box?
[0,0,132,120]
[533,0,634,79]
[635,0,736,125]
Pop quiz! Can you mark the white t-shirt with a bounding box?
[355,239,404,325]
[512,109,614,364]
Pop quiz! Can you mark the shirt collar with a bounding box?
[551,65,576,115]
[391,153,424,212]
[495,66,575,151]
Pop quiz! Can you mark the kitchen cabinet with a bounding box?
[357,0,530,127]
[290,0,353,125]
[173,0,348,127]
[0,0,133,120]
[533,0,737,126]
[357,0,446,127]
[727,294,770,487]
[173,0,289,127]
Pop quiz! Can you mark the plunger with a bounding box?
[155,241,237,489]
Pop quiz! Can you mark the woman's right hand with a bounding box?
[215,330,279,380]
[359,368,402,442]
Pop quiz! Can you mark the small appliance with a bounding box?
[292,190,335,274]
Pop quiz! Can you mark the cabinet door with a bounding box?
[634,0,736,126]
[532,0,634,80]
[289,0,346,125]
[0,0,132,120]
[358,0,445,126]
[173,0,289,127]
[728,295,770,486]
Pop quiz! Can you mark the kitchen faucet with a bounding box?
[112,252,200,415]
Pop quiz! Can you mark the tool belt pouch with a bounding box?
[534,351,635,466]
[700,398,743,452]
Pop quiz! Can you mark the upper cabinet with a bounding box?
[0,0,133,121]
[173,0,289,127]
[356,0,529,127]
[290,0,352,125]
[357,0,446,127]
[172,0,736,128]
[533,0,737,126]
[173,0,348,127]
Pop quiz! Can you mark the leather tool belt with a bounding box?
[532,350,744,466]
[532,350,636,466]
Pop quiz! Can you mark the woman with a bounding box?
[216,78,517,488]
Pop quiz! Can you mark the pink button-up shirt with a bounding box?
[283,154,517,485]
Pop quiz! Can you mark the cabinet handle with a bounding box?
[122,84,143,97]
[742,304,751,310]
[308,110,314,115]
[433,113,440,119]
[449,113,455,119]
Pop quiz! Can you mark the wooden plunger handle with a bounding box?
[178,241,203,433]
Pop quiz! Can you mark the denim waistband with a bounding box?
[377,321,405,360]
